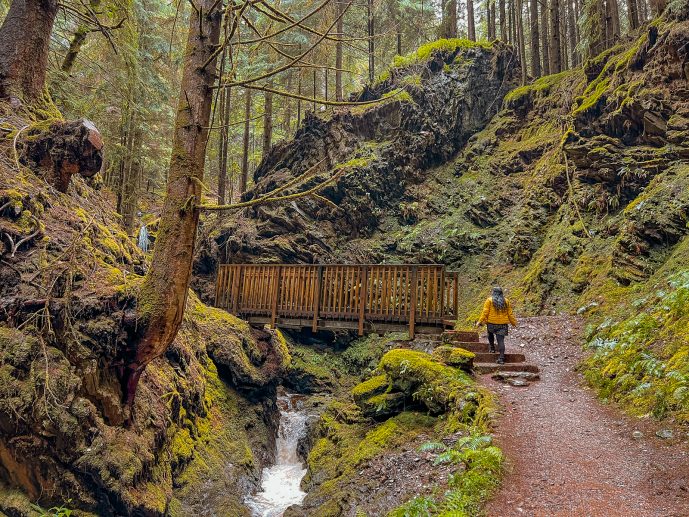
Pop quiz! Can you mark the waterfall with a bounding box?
[137,225,149,252]
[246,390,309,517]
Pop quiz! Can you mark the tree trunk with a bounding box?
[262,84,273,158]
[335,0,344,101]
[626,0,639,29]
[486,0,496,41]
[284,72,293,134]
[649,0,665,16]
[218,86,231,204]
[0,0,58,102]
[367,0,375,83]
[540,0,551,74]
[559,0,568,70]
[467,0,476,40]
[128,0,223,408]
[567,0,578,66]
[121,125,142,235]
[439,0,458,38]
[530,0,542,77]
[240,87,251,195]
[499,0,507,40]
[517,0,528,83]
[549,0,561,73]
[60,0,102,74]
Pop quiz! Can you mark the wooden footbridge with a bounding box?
[215,264,459,337]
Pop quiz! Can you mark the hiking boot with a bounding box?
[496,356,505,365]
[489,345,496,353]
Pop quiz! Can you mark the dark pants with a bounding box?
[487,332,505,358]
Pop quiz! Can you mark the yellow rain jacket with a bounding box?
[478,297,517,326]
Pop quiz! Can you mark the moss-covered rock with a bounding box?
[351,374,389,403]
[432,345,475,371]
[378,349,473,415]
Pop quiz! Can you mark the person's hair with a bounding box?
[491,286,507,313]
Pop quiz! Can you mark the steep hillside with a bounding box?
[204,12,689,424]
[0,116,290,515]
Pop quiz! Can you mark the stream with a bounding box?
[246,389,310,517]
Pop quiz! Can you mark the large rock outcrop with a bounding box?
[193,40,520,299]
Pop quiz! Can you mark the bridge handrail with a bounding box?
[215,263,459,337]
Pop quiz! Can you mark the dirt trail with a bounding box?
[482,316,689,517]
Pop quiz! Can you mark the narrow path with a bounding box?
[482,316,689,517]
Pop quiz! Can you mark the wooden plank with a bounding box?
[409,266,418,339]
[337,266,344,317]
[439,268,445,322]
[358,266,367,336]
[452,273,458,317]
[312,265,323,332]
[271,266,281,328]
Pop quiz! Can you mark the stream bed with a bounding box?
[245,389,310,517]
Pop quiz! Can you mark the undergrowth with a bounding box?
[389,434,503,517]
[583,271,689,423]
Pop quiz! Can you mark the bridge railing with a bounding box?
[215,264,459,337]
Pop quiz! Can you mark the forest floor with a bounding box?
[482,316,689,517]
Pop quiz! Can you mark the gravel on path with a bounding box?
[483,316,689,517]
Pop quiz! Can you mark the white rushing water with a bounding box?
[246,390,309,517]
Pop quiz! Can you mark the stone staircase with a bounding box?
[440,330,539,375]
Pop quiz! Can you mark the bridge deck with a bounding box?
[215,264,459,337]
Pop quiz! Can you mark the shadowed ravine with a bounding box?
[246,390,310,517]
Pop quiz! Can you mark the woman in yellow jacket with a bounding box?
[477,286,517,364]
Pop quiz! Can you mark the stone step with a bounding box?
[447,342,491,353]
[474,362,540,374]
[473,352,526,363]
[442,330,479,342]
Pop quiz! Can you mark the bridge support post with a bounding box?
[453,273,459,319]
[409,266,418,340]
[312,265,323,332]
[358,266,368,336]
[270,265,282,329]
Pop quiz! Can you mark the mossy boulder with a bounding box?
[378,349,473,415]
[432,345,475,371]
[357,391,407,419]
[351,374,389,403]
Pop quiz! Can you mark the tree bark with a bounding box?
[649,0,665,16]
[439,0,458,38]
[218,86,231,204]
[540,0,551,74]
[121,125,142,235]
[60,0,103,74]
[517,0,528,83]
[467,0,476,40]
[626,0,639,29]
[262,84,273,158]
[499,0,507,40]
[486,0,496,41]
[0,0,58,102]
[530,0,542,77]
[567,0,578,66]
[127,0,223,407]
[367,0,375,83]
[240,87,251,195]
[335,0,344,101]
[549,0,561,73]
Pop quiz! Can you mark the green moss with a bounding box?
[392,38,491,69]
[573,77,611,115]
[378,349,472,414]
[352,374,389,402]
[503,70,571,107]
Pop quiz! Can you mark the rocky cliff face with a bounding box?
[0,138,290,515]
[201,15,689,425]
[193,39,521,300]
